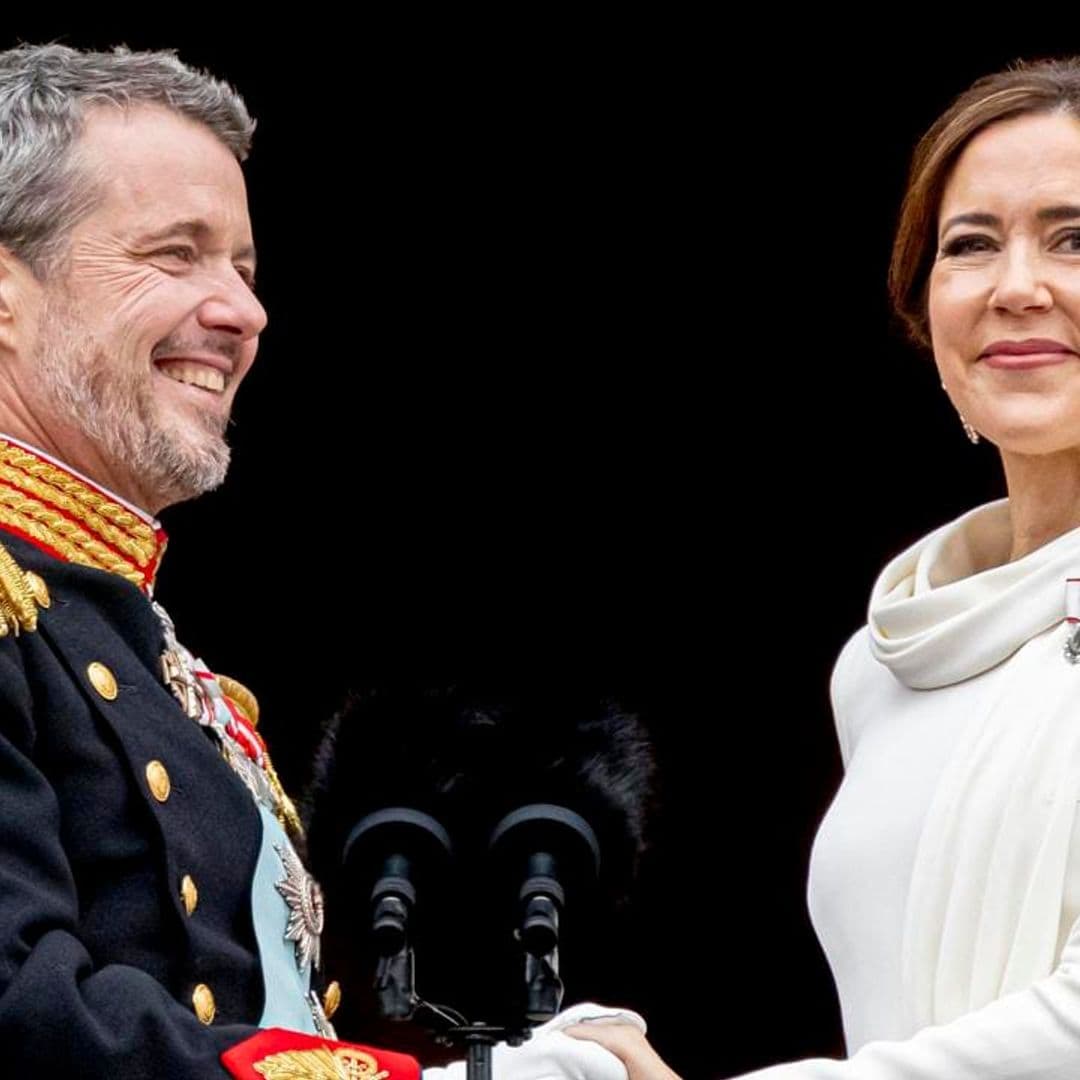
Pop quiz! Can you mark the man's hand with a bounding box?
[563,1022,684,1080]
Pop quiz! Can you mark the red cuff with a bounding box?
[221,1027,421,1079]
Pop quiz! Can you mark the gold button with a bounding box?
[180,874,198,916]
[145,760,171,803]
[24,571,50,609]
[192,983,215,1025]
[87,662,118,701]
[323,979,341,1019]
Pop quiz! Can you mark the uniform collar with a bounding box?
[0,433,168,596]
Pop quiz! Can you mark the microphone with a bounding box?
[341,805,453,1020]
[303,680,655,1045]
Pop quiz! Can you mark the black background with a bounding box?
[4,23,1080,1078]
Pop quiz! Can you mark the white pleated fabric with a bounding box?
[868,498,1080,1030]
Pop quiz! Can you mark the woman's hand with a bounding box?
[563,1022,684,1080]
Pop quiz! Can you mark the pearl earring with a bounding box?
[941,380,980,444]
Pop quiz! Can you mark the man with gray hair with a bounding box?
[0,41,679,1080]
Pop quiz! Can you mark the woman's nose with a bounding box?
[988,245,1053,314]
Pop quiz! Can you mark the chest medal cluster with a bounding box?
[153,600,334,1038]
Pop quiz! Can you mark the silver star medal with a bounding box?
[274,839,324,972]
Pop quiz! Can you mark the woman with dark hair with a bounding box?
[737,56,1080,1077]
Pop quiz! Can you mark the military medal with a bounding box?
[274,841,325,973]
[151,598,322,980]
[154,600,209,719]
[1066,578,1080,663]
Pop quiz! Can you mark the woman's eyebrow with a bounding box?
[941,204,1080,237]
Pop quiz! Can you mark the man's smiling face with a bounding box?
[15,101,267,513]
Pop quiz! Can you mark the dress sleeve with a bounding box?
[829,626,867,772]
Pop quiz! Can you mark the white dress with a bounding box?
[737,498,1080,1078]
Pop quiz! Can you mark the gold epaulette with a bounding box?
[217,674,260,727]
[0,540,48,637]
[215,673,304,840]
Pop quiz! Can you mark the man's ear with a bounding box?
[0,245,38,355]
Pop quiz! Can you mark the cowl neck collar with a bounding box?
[869,498,1080,689]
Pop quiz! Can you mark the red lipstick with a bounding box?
[979,338,1076,369]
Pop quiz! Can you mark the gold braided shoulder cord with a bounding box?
[263,750,305,840]
[214,672,303,838]
[0,441,154,540]
[0,493,145,586]
[0,541,39,636]
[0,440,156,571]
[0,461,154,567]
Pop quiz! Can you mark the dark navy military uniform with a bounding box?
[0,529,273,1076]
[0,437,418,1080]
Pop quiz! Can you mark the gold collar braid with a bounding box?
[0,438,167,594]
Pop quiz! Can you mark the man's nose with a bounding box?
[989,244,1053,313]
[196,268,269,339]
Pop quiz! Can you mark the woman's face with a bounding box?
[929,111,1080,455]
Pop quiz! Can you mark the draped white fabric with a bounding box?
[734,499,1080,1078]
[868,497,1078,689]
[866,499,1080,1029]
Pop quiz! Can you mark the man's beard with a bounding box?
[32,285,232,510]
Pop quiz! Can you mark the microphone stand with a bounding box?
[343,808,452,1021]
[444,804,602,1077]
[343,803,600,1080]
[490,803,600,1024]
